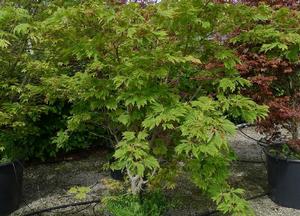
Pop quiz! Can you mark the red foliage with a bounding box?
[235,46,300,136]
[288,139,300,153]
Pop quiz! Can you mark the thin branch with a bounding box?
[189,85,202,102]
[108,126,119,143]
[88,131,114,145]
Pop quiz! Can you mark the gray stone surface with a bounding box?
[11,150,109,216]
[10,127,300,215]
[229,126,266,162]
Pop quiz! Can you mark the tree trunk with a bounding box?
[291,120,300,140]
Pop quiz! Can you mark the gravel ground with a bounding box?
[9,127,300,216]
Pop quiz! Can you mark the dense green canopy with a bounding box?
[5,1,300,215]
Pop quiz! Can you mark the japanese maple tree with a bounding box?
[230,3,300,151]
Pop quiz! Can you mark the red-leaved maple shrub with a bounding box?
[229,3,300,152]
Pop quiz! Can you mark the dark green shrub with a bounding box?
[0,3,106,160]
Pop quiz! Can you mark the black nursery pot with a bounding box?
[109,158,124,181]
[110,168,124,181]
[266,151,300,209]
[0,161,23,216]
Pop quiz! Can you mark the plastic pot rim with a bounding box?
[263,147,300,164]
[0,160,23,170]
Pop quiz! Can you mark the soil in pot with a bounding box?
[265,147,300,209]
[0,161,23,216]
